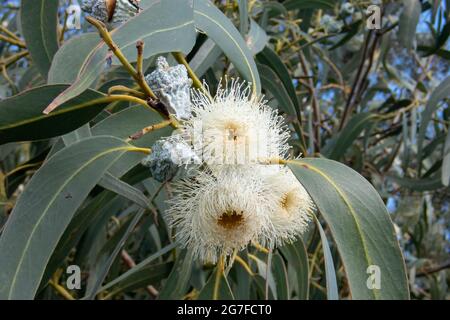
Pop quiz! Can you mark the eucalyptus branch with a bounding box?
[127,118,176,142]
[108,85,146,98]
[0,25,22,42]
[85,16,157,100]
[0,34,26,48]
[1,50,30,68]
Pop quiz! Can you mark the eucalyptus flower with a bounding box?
[166,167,275,263]
[81,0,140,25]
[260,167,314,248]
[183,79,290,167]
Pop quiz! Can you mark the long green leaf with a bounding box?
[398,0,422,50]
[84,209,146,299]
[48,33,100,84]
[0,85,109,144]
[194,0,261,96]
[99,242,176,296]
[442,130,450,186]
[288,158,409,299]
[314,217,339,300]
[279,239,309,299]
[98,172,151,209]
[20,0,59,78]
[323,113,376,160]
[0,136,139,299]
[418,76,450,164]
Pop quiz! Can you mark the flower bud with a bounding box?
[145,56,193,120]
[81,0,140,25]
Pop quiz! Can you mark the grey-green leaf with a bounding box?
[48,33,101,85]
[398,0,422,50]
[20,0,59,78]
[194,0,261,95]
[0,136,136,299]
[418,76,450,164]
[288,158,409,299]
[314,217,339,300]
[442,130,450,186]
[0,85,109,144]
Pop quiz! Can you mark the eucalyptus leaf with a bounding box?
[288,158,409,299]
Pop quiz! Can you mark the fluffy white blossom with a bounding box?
[183,79,290,168]
[166,167,275,263]
[260,167,314,247]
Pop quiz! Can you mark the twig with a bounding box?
[127,118,175,141]
[298,50,321,151]
[416,260,450,277]
[120,250,159,297]
[86,16,157,100]
[0,34,26,48]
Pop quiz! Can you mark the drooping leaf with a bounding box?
[398,0,422,50]
[83,209,146,299]
[48,33,101,85]
[418,76,450,164]
[323,113,376,160]
[20,0,59,78]
[197,263,234,300]
[158,249,194,299]
[279,239,309,299]
[442,130,450,186]
[98,172,151,209]
[194,0,261,95]
[288,158,409,299]
[0,85,110,144]
[0,136,140,299]
[314,217,339,300]
[258,63,297,116]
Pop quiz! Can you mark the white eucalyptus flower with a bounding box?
[261,167,314,248]
[166,167,275,263]
[184,79,290,168]
[81,0,140,25]
[146,56,193,120]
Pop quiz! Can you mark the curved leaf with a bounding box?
[314,217,338,300]
[418,76,450,163]
[0,136,139,299]
[48,33,100,85]
[0,85,109,144]
[258,63,297,116]
[279,239,309,299]
[194,0,261,95]
[398,0,422,50]
[20,0,59,78]
[46,0,196,112]
[323,113,376,160]
[288,158,409,299]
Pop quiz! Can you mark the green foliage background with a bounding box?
[0,0,448,300]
